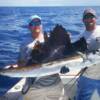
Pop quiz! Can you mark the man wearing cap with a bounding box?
[18,15,67,100]
[75,8,100,100]
[18,15,45,66]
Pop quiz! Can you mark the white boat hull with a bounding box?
[2,70,79,100]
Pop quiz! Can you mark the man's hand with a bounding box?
[4,64,18,69]
[60,66,69,74]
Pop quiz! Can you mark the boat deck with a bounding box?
[0,73,79,100]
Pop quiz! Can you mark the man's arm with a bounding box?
[17,46,28,66]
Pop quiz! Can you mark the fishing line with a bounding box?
[63,67,88,92]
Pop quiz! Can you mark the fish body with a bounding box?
[0,52,100,78]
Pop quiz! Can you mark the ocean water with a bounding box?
[0,6,100,95]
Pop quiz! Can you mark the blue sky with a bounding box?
[0,0,100,6]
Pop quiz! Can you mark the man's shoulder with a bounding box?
[96,25,100,27]
[96,25,100,31]
[93,25,100,37]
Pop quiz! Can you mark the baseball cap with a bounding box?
[28,15,42,26]
[83,8,97,19]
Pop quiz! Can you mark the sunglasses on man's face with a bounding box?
[83,14,96,19]
[29,19,41,26]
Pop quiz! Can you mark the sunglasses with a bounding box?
[29,19,41,26]
[83,14,96,19]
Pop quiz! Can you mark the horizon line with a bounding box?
[0,5,100,7]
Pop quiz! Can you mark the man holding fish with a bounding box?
[18,15,67,100]
[75,8,100,100]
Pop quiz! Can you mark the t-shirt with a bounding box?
[19,36,45,65]
[82,25,100,52]
[81,25,100,79]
